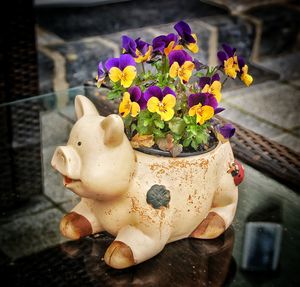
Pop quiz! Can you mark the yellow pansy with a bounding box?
[169,61,195,84]
[224,56,239,79]
[147,94,176,121]
[135,46,153,63]
[241,65,253,87]
[188,104,214,125]
[119,92,140,118]
[109,66,137,88]
[186,34,199,54]
[202,81,222,102]
[164,41,183,56]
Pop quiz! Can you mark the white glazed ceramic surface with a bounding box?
[51,95,239,269]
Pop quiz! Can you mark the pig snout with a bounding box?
[51,146,81,180]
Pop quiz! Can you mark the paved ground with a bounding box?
[1,0,300,269]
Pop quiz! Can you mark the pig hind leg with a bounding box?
[104,224,171,269]
[190,176,238,239]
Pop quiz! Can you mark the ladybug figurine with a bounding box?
[227,160,245,186]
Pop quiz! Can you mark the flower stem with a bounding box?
[222,76,228,87]
[141,62,145,74]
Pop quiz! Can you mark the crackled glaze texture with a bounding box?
[51,95,241,269]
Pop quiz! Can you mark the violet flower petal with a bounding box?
[128,86,142,102]
[174,21,195,44]
[188,93,201,108]
[144,86,163,101]
[119,54,136,70]
[193,58,203,71]
[219,123,235,139]
[206,94,218,110]
[138,95,147,110]
[152,35,167,53]
[97,61,105,79]
[214,107,225,114]
[199,77,211,89]
[135,38,149,55]
[122,35,137,57]
[162,86,176,97]
[217,51,227,65]
[222,43,236,57]
[168,50,192,66]
[166,33,178,45]
[211,73,220,83]
[199,93,218,110]
[237,56,245,70]
[105,57,120,71]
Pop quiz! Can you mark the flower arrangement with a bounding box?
[96,20,253,157]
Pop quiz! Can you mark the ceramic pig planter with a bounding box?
[51,95,243,269]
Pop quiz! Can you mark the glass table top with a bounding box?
[0,86,299,286]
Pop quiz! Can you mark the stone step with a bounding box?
[36,0,226,41]
[38,15,273,93]
[221,80,300,152]
[248,4,300,58]
[257,51,300,81]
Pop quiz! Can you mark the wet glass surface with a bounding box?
[0,86,299,286]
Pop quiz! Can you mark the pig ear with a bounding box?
[101,115,124,147]
[75,95,99,119]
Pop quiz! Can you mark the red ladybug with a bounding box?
[227,160,245,186]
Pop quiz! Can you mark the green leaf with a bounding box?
[188,125,198,136]
[191,140,198,150]
[154,119,164,129]
[195,131,208,145]
[123,115,132,128]
[107,89,122,100]
[131,123,137,133]
[183,115,195,125]
[168,117,186,135]
[183,138,192,147]
[143,118,151,127]
[153,128,165,138]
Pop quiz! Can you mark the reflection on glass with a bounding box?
[242,222,282,271]
[61,228,236,286]
[241,202,283,272]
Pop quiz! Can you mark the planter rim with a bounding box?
[134,140,220,158]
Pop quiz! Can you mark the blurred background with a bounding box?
[5,0,299,150]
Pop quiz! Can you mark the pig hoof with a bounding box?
[104,241,135,269]
[190,212,225,239]
[60,212,92,240]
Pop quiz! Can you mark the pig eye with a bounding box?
[77,141,82,146]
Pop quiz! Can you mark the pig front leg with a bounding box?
[104,224,171,269]
[191,174,238,239]
[60,199,103,240]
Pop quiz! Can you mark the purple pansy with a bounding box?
[217,43,236,65]
[217,43,246,69]
[97,61,106,80]
[144,86,176,101]
[152,33,179,54]
[122,36,151,59]
[198,74,221,89]
[218,123,236,139]
[168,50,192,66]
[193,58,204,71]
[105,54,136,71]
[174,21,196,44]
[135,38,150,56]
[122,35,137,57]
[188,93,218,110]
[128,86,147,110]
[214,107,225,114]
